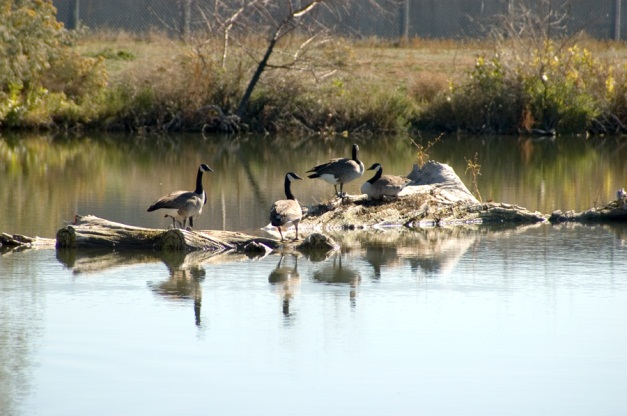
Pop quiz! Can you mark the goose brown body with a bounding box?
[360,162,411,200]
[147,163,213,229]
[307,144,364,197]
[270,172,303,241]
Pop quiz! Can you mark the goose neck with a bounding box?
[194,168,205,194]
[367,166,383,184]
[284,176,296,200]
[352,145,360,162]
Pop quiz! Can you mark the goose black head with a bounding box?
[286,172,303,181]
[200,164,213,173]
[367,163,382,172]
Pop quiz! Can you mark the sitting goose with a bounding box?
[361,162,411,200]
[307,143,365,197]
[270,172,303,241]
[147,163,213,229]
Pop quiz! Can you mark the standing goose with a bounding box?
[361,162,411,200]
[147,163,213,229]
[270,172,303,241]
[307,143,365,197]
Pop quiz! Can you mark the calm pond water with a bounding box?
[2,132,627,415]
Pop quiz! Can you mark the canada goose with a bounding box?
[269,172,303,241]
[147,163,213,229]
[307,143,365,197]
[360,162,411,200]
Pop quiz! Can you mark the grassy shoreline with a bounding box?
[4,29,627,137]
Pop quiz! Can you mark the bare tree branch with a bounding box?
[191,0,393,123]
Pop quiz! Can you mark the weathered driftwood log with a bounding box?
[0,232,56,249]
[549,197,627,223]
[301,161,547,229]
[56,215,279,251]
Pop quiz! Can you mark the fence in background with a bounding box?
[51,0,624,41]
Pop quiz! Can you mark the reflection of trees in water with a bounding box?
[268,254,301,323]
[312,253,361,308]
[7,132,627,237]
[0,133,421,237]
[0,253,45,416]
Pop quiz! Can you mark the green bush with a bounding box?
[420,41,617,135]
[0,0,66,93]
[0,0,107,128]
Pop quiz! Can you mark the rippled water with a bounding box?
[2,133,627,415]
[2,224,627,415]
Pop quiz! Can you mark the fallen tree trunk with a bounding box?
[548,197,627,223]
[1,232,56,249]
[55,215,279,251]
[53,215,340,253]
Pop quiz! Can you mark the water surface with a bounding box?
[2,132,627,237]
[2,133,627,415]
[2,224,627,415]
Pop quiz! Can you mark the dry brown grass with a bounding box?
[68,31,627,133]
[75,30,185,85]
[346,40,477,87]
[76,32,479,96]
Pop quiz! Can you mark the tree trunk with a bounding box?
[235,1,321,118]
[235,36,278,117]
[55,215,278,251]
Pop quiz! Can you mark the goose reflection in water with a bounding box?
[268,254,300,321]
[148,251,205,327]
[363,245,403,280]
[312,253,361,308]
